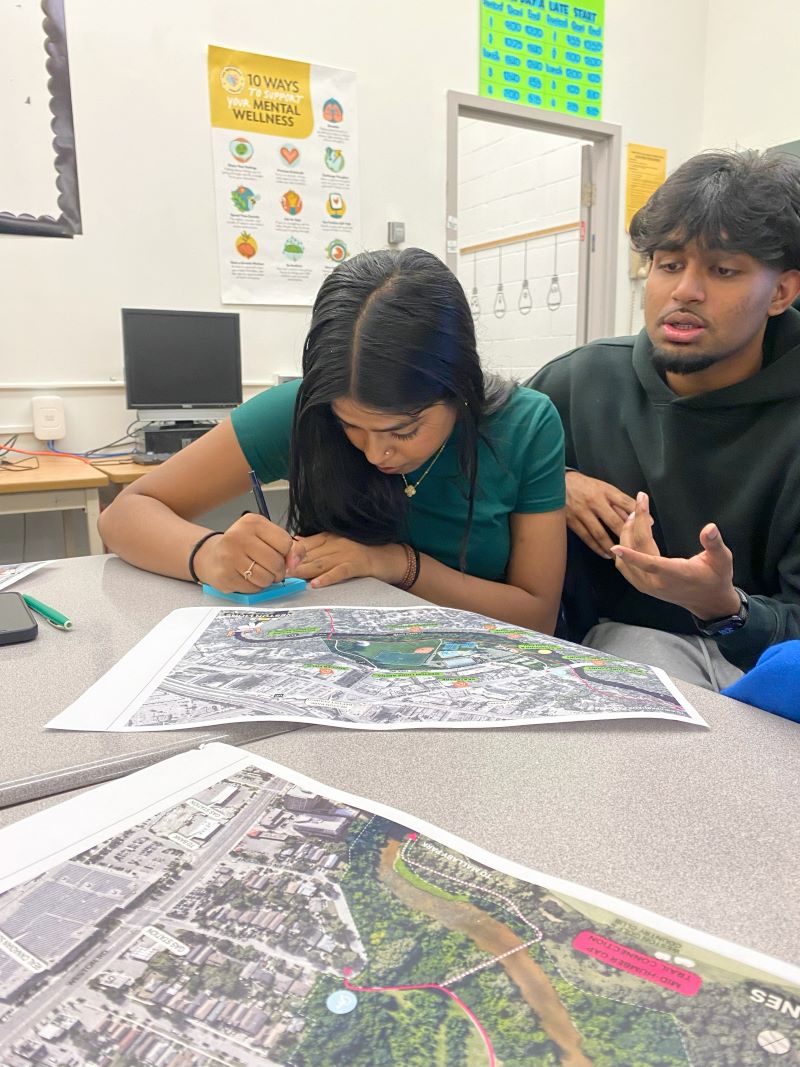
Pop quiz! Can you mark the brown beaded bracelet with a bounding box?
[396,543,421,591]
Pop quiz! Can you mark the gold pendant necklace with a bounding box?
[401,440,447,498]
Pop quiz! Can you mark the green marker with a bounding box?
[21,593,73,630]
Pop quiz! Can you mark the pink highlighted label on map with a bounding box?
[573,931,703,996]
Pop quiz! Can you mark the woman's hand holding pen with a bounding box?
[288,533,406,589]
[193,513,304,593]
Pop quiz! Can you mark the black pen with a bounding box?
[249,469,293,585]
[248,469,271,521]
[249,468,300,562]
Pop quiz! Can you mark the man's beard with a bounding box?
[651,347,717,375]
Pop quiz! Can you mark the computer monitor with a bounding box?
[122,308,242,421]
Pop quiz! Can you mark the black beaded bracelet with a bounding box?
[188,530,223,584]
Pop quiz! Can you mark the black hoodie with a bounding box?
[531,307,800,671]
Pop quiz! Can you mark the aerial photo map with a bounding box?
[0,745,796,1067]
[47,605,706,732]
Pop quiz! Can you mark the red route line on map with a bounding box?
[400,841,697,1067]
[342,834,548,1066]
[342,974,496,1067]
[378,837,696,1067]
[324,609,335,638]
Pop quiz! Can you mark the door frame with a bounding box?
[446,91,621,343]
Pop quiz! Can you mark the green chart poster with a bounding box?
[479,0,604,119]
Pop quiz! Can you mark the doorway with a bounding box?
[447,92,620,378]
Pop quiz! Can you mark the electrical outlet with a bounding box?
[31,395,66,441]
[387,221,405,246]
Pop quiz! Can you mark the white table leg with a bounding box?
[62,509,79,557]
[84,488,103,555]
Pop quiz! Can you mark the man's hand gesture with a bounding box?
[610,492,741,621]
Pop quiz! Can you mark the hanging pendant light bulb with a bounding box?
[493,246,507,318]
[546,276,562,310]
[546,232,562,311]
[469,252,481,318]
[518,240,532,314]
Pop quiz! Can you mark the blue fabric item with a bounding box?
[722,640,800,721]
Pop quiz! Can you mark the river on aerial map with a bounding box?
[379,840,592,1067]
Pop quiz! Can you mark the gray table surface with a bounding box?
[2,555,798,966]
[0,555,417,806]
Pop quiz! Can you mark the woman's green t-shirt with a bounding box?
[231,380,565,581]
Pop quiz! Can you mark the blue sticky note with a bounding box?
[202,578,307,605]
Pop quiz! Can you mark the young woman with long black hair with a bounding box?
[99,248,566,631]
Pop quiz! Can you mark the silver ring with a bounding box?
[242,560,255,582]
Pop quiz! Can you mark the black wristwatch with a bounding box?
[691,587,749,637]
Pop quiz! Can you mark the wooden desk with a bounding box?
[94,459,158,484]
[95,459,289,494]
[0,456,107,555]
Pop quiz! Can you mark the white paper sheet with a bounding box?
[0,561,50,591]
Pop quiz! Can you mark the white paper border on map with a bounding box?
[0,560,51,591]
[0,742,796,990]
[46,606,706,732]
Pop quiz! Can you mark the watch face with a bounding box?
[695,589,749,636]
[696,618,739,636]
[712,620,743,636]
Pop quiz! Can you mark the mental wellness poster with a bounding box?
[208,46,360,305]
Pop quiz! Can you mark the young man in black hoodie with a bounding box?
[530,150,800,691]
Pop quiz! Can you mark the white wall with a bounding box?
[0,0,741,559]
[1,0,713,443]
[602,0,710,338]
[0,0,482,453]
[457,123,583,379]
[702,0,800,149]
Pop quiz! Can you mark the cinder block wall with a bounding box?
[457,121,583,380]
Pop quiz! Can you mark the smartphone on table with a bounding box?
[0,592,38,646]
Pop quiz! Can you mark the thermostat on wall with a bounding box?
[31,395,66,441]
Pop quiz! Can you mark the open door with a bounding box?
[447,92,620,376]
